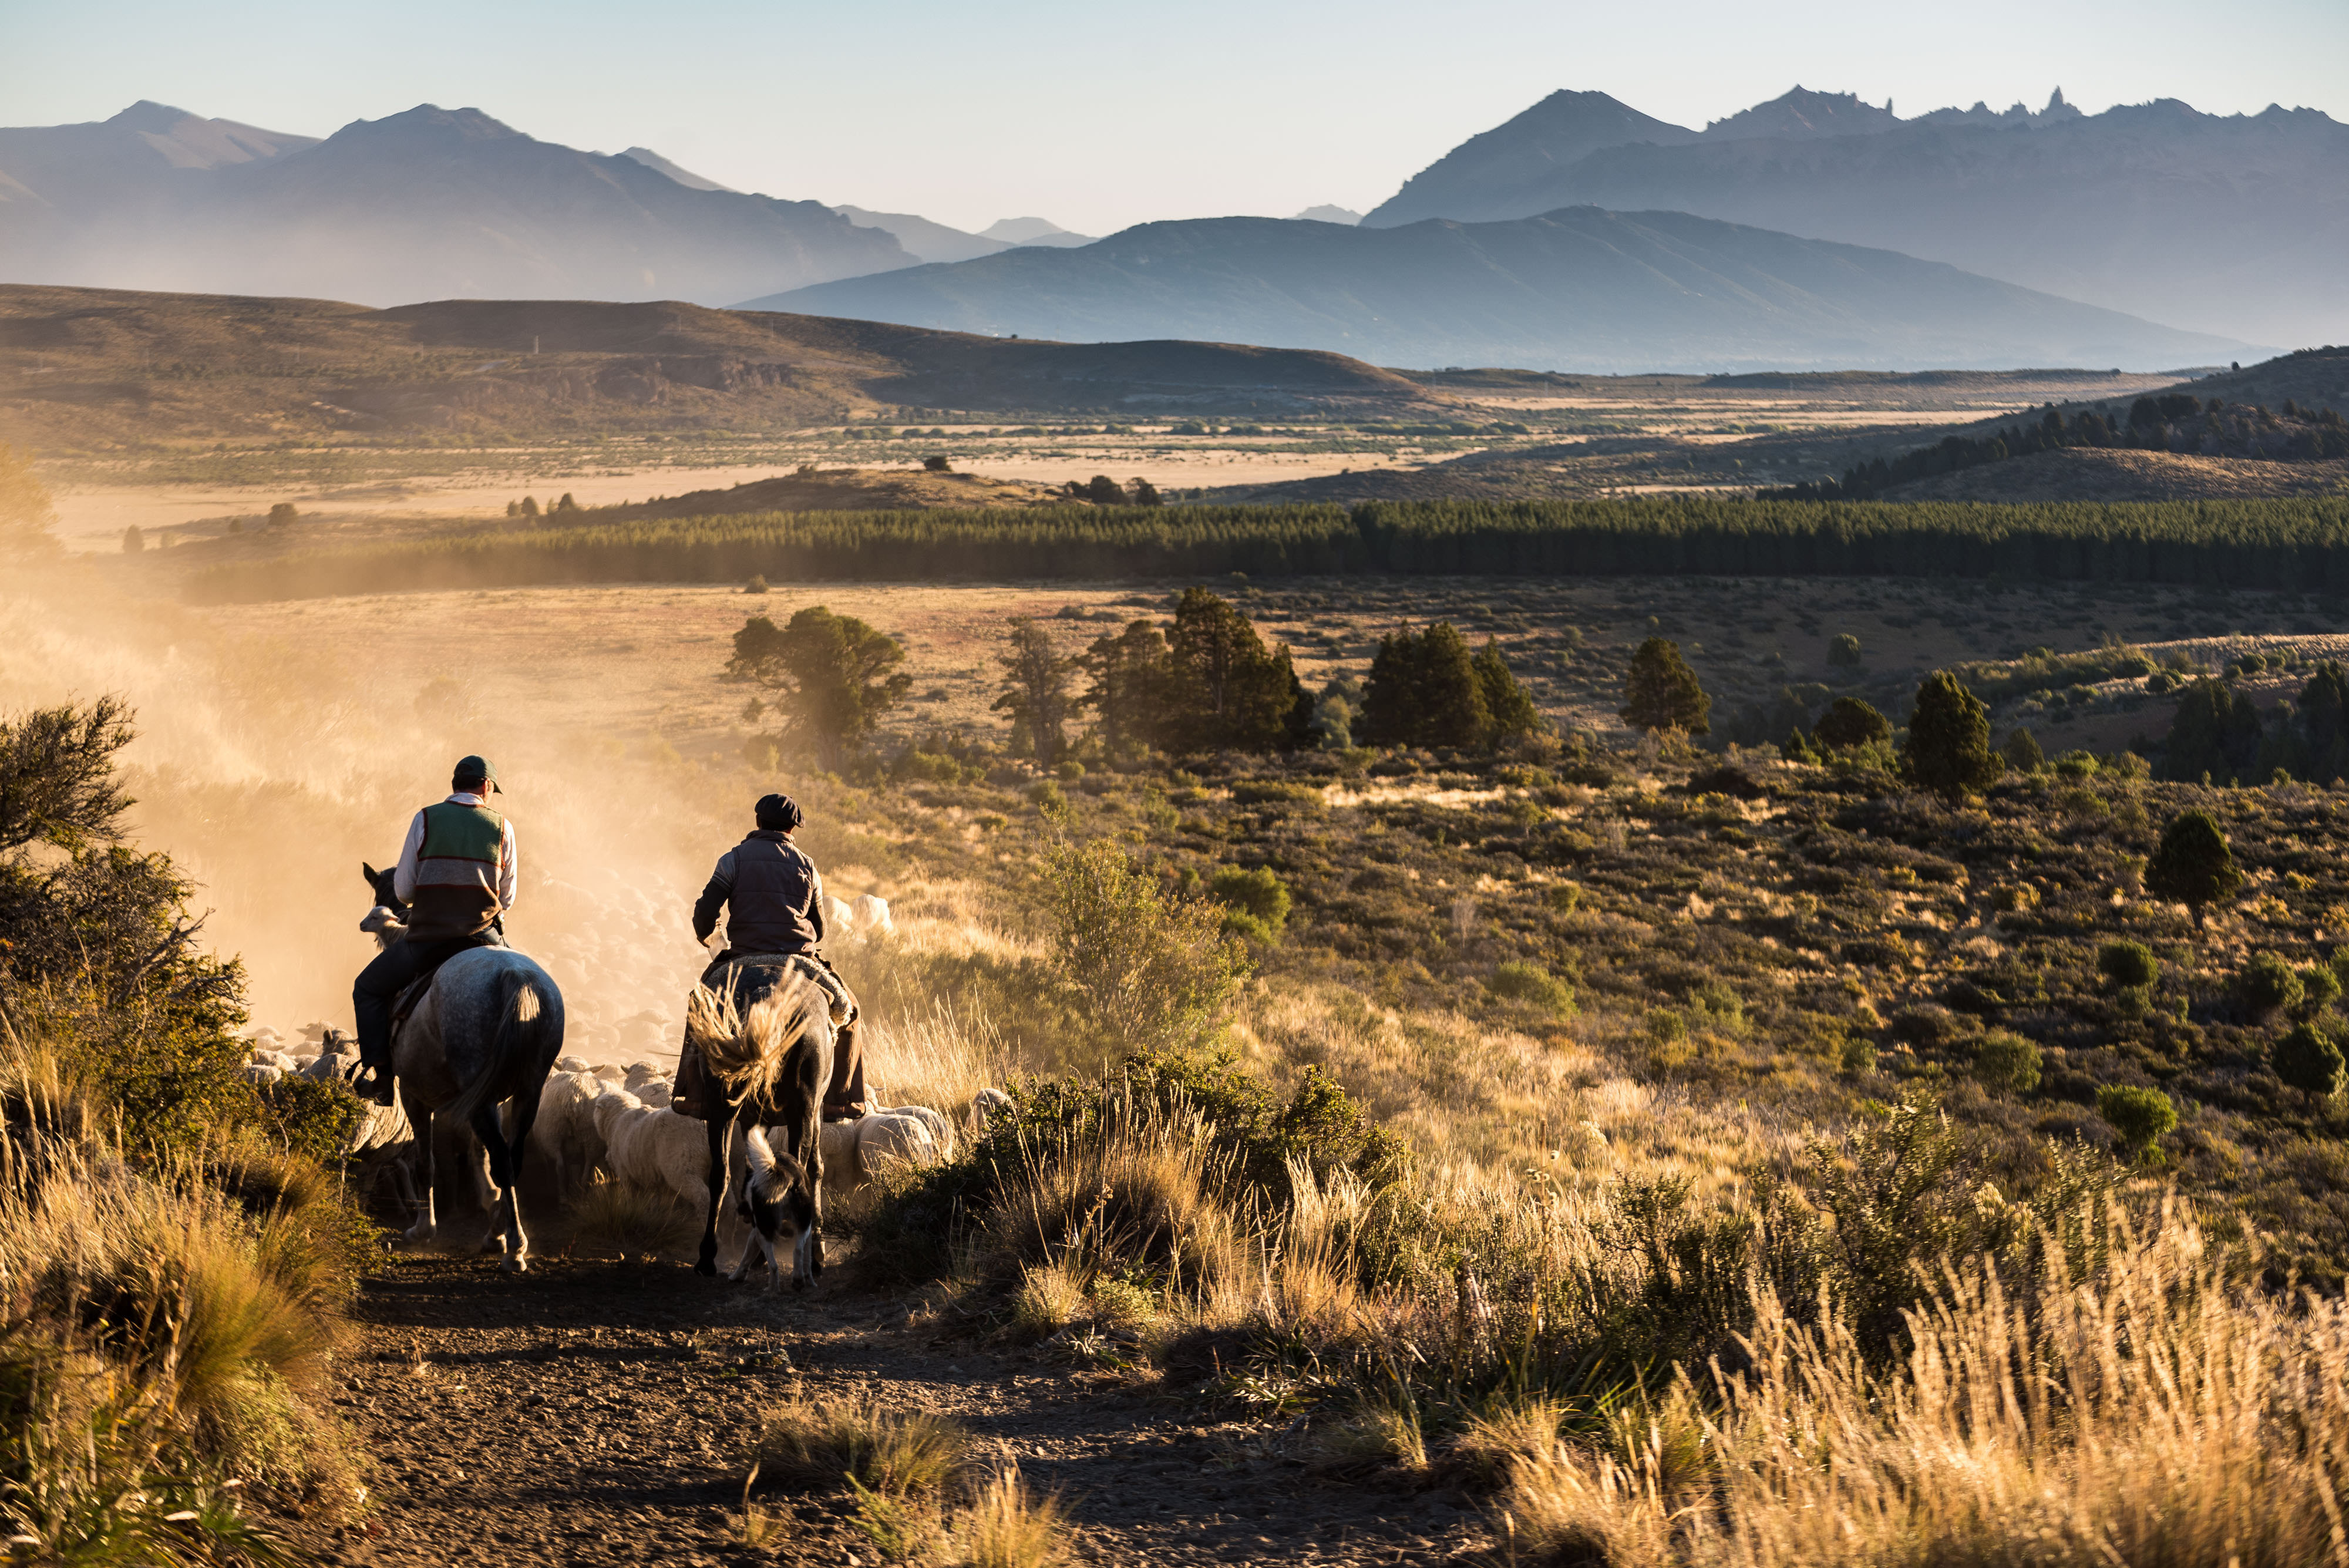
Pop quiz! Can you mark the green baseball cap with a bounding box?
[453,755,501,793]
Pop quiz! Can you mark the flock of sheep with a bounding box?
[237,891,1006,1250]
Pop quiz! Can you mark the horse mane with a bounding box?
[685,958,827,1106]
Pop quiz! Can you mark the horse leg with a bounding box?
[473,1099,533,1271]
[790,1095,824,1291]
[405,1102,439,1244]
[695,1113,727,1278]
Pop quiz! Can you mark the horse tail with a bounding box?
[446,967,551,1125]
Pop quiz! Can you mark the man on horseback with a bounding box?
[677,792,867,1122]
[352,756,517,1106]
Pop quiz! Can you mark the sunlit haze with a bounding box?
[6,0,2345,237]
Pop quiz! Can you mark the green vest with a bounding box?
[407,800,509,941]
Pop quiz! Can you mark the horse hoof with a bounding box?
[502,1256,528,1274]
[694,1260,717,1278]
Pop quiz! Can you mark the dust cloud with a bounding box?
[0,568,782,1064]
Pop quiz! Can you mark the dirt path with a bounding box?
[302,1253,1483,1567]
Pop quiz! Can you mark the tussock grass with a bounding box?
[944,1465,1069,1568]
[754,1396,972,1496]
[568,1173,698,1262]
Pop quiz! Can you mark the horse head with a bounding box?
[739,1125,821,1291]
[360,860,410,948]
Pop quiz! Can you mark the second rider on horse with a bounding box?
[675,792,867,1122]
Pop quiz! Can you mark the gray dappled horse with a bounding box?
[360,863,564,1270]
[682,957,834,1289]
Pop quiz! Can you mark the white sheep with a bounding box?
[591,1063,625,1083]
[850,894,894,936]
[556,1054,593,1074]
[633,1078,673,1110]
[622,1059,665,1091]
[812,1106,952,1195]
[823,894,856,936]
[967,1086,1014,1136]
[527,1071,613,1197]
[595,1093,712,1214]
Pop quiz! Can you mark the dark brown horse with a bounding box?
[679,955,836,1288]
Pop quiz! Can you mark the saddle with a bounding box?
[386,933,502,1054]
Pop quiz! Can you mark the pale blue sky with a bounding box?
[5,0,2344,235]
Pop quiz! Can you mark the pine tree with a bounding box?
[1079,620,1176,755]
[1472,640,1541,746]
[726,606,912,766]
[2003,727,2045,773]
[1166,589,1294,752]
[1360,625,1488,748]
[2163,679,2264,783]
[1901,671,1998,799]
[1620,638,1709,735]
[992,617,1078,766]
[2145,809,2245,929]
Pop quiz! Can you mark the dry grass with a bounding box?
[1493,1204,2349,1568]
[567,1173,698,1262]
[944,1465,1070,1568]
[754,1395,972,1496]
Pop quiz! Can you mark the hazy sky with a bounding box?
[6,0,2345,235]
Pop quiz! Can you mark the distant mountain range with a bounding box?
[0,88,2330,371]
[748,207,2255,374]
[1363,86,2348,346]
[0,102,908,305]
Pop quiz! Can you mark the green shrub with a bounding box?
[1040,839,1244,1058]
[1207,867,1292,940]
[2240,953,2306,1018]
[1488,961,1576,1017]
[2096,1084,2178,1157]
[1973,1031,2043,1095]
[2097,940,2160,990]
[2303,964,2343,1015]
[2274,1022,2348,1100]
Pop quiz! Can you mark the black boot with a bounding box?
[352,1057,396,1107]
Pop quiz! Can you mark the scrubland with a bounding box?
[18,534,2349,1563]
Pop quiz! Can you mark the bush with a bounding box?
[2003,727,2045,773]
[2096,1084,2178,1156]
[1488,960,1576,1017]
[1973,1031,2043,1095]
[2145,809,2244,928]
[2306,964,2345,1014]
[2096,940,2160,990]
[2274,1022,2347,1100]
[1207,867,1291,941]
[2240,953,2305,1018]
[1039,840,1244,1058]
[1827,632,1863,667]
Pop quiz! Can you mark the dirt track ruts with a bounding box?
[300,1253,1483,1567]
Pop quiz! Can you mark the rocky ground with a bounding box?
[297,1250,1485,1567]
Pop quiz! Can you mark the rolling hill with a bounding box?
[749,207,2257,374]
[1362,88,2349,346]
[0,284,1453,452]
[0,102,909,307]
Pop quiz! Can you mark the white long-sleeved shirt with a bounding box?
[392,792,519,911]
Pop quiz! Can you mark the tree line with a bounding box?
[191,494,2349,604]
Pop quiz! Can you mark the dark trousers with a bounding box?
[353,928,501,1066]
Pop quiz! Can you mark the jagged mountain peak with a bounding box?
[1702,86,1900,141]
